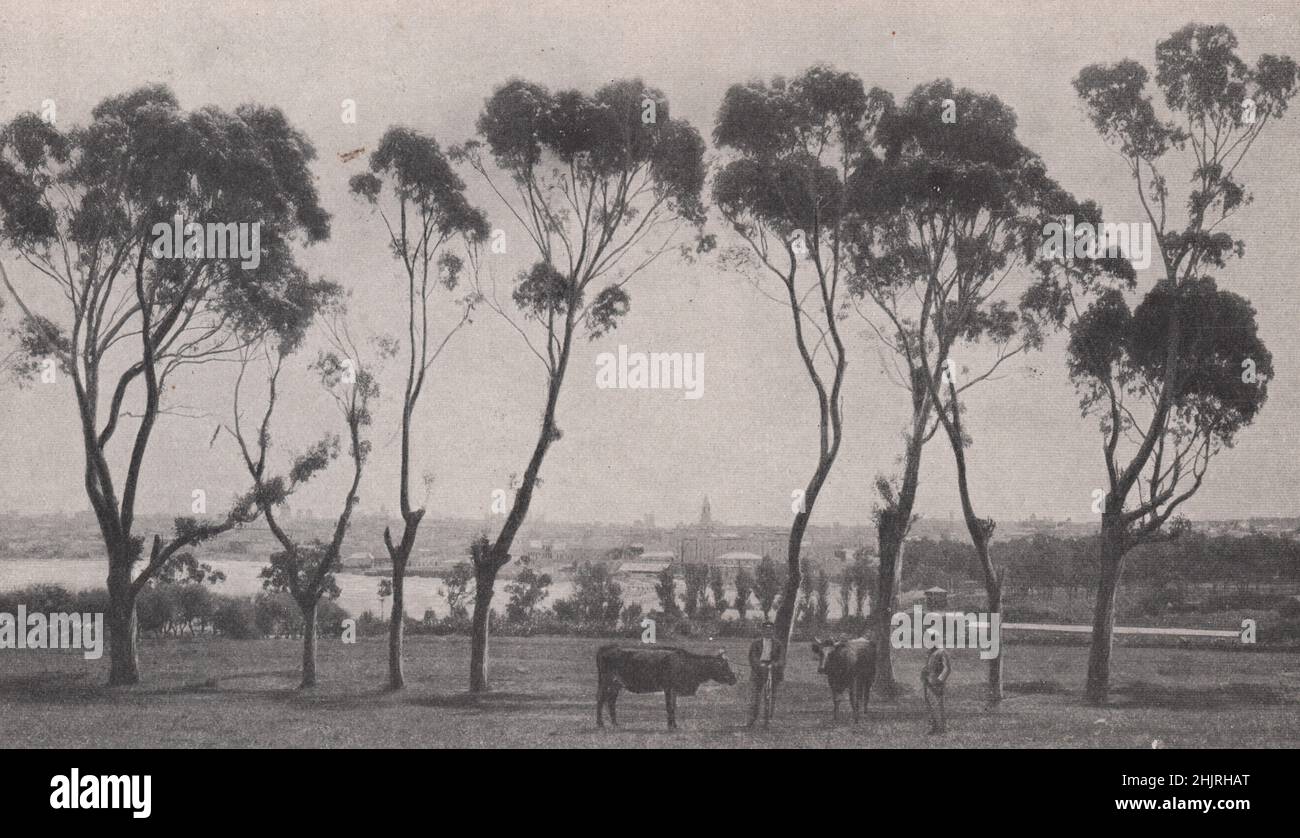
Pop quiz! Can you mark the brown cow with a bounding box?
[811,637,876,723]
[596,644,737,729]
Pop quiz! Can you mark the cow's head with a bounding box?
[811,637,838,674]
[711,649,738,685]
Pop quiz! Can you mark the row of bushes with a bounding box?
[0,584,108,616]
[201,593,351,640]
[7,580,1295,645]
[0,584,353,640]
[0,577,802,644]
[1136,585,1298,617]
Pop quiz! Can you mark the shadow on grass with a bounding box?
[175,669,300,691]
[1113,680,1290,710]
[0,667,590,716]
[186,675,403,711]
[1006,678,1069,695]
[411,690,588,715]
[568,723,722,738]
[0,671,105,704]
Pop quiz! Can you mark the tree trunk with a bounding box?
[388,564,406,690]
[470,356,568,693]
[384,508,424,692]
[106,562,140,686]
[936,376,1006,707]
[873,525,904,699]
[1086,515,1126,704]
[772,513,807,651]
[986,566,1005,706]
[774,442,842,651]
[872,394,928,699]
[469,572,496,693]
[300,600,318,689]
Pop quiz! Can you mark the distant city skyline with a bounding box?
[2,504,1294,530]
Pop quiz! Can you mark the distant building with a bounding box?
[714,550,762,571]
[923,586,949,611]
[341,552,374,570]
[619,557,673,576]
[521,540,563,562]
[678,532,789,565]
[407,552,440,571]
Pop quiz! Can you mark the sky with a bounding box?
[0,0,1298,529]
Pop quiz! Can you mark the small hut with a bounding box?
[923,586,949,611]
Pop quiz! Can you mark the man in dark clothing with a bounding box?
[747,620,785,728]
[922,629,952,734]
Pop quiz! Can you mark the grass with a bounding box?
[1,635,1297,748]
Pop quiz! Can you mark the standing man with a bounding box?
[747,620,785,728]
[921,628,952,735]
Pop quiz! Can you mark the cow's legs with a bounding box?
[665,689,677,730]
[850,678,861,724]
[608,688,620,727]
[831,688,840,722]
[858,675,872,723]
[597,678,607,728]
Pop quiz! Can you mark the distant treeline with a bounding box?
[0,584,352,641]
[896,532,1300,594]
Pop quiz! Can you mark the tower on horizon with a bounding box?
[700,495,713,527]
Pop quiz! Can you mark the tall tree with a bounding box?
[733,567,754,621]
[1068,24,1295,703]
[0,86,330,684]
[452,78,707,691]
[850,554,874,617]
[349,127,488,690]
[713,66,890,652]
[224,299,389,688]
[754,556,781,620]
[849,79,1096,700]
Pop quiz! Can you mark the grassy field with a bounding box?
[1,635,1297,748]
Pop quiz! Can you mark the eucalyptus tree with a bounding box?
[224,297,390,688]
[349,127,488,690]
[713,66,891,654]
[848,79,1098,700]
[0,86,331,684]
[1068,24,1295,702]
[452,78,707,692]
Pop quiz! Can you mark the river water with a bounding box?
[0,558,686,618]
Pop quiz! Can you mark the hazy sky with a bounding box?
[1,0,1298,529]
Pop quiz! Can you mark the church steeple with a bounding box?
[700,495,713,527]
